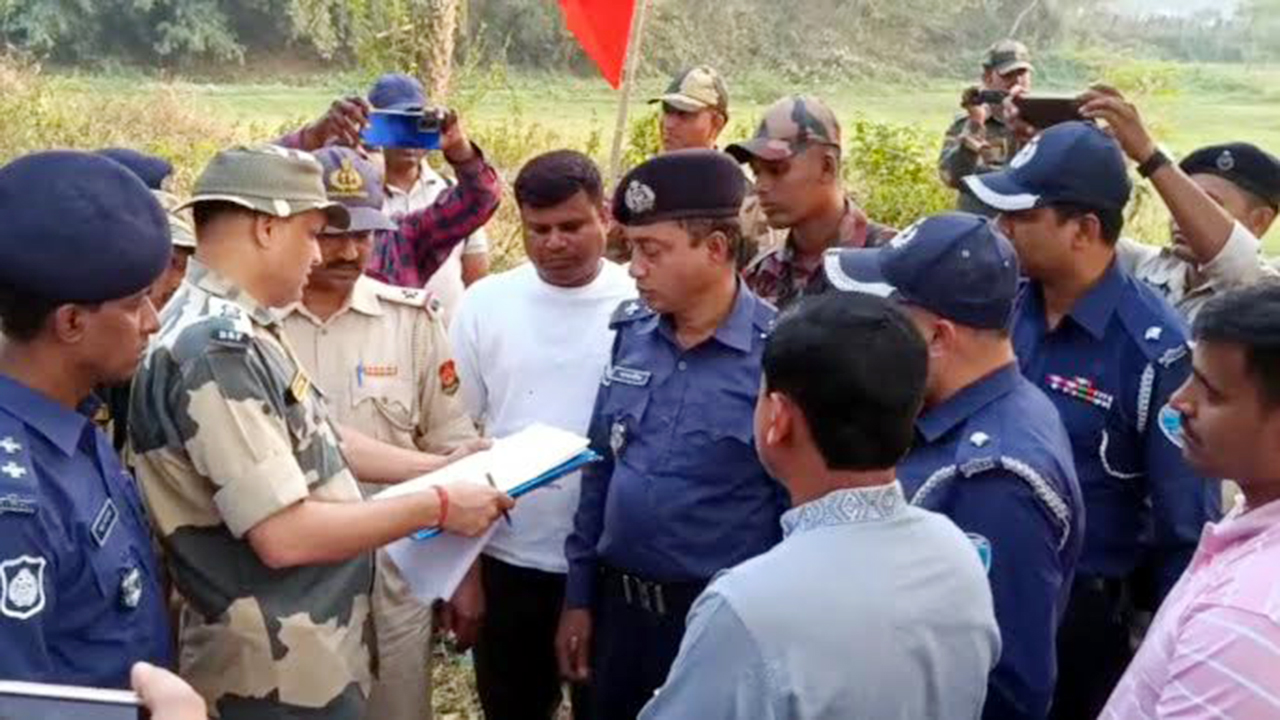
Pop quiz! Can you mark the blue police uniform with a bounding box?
[565,288,786,718]
[0,379,171,686]
[824,211,1085,720]
[0,150,174,687]
[964,122,1223,719]
[899,365,1082,720]
[1014,265,1218,593]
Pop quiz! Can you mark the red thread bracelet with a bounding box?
[434,485,450,528]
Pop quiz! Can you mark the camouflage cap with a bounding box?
[154,190,197,249]
[649,66,729,115]
[177,145,350,230]
[983,39,1033,76]
[725,95,841,163]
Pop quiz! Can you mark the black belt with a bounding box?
[600,566,706,618]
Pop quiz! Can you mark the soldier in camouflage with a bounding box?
[727,95,897,311]
[606,66,780,268]
[939,40,1035,217]
[129,144,513,720]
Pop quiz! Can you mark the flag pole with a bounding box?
[607,0,653,188]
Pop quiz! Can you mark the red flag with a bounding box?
[558,0,636,89]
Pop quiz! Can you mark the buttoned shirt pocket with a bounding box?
[351,376,419,433]
[671,386,757,476]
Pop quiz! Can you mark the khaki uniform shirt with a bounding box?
[281,277,478,497]
[1116,222,1278,324]
[130,260,372,720]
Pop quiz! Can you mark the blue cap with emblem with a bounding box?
[823,212,1020,331]
[369,73,427,112]
[962,121,1131,212]
[0,151,171,304]
[312,146,398,233]
[612,149,746,226]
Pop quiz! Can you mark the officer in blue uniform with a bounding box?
[963,122,1222,720]
[0,151,173,687]
[559,150,786,720]
[823,212,1084,720]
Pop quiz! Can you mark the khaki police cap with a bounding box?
[649,66,729,115]
[178,144,350,230]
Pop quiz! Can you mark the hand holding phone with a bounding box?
[360,108,448,150]
[0,680,146,720]
[1011,96,1084,130]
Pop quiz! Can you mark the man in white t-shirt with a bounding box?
[450,149,635,720]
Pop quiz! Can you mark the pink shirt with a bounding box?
[1101,496,1280,719]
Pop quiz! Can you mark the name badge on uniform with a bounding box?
[91,499,119,547]
[288,369,312,404]
[119,566,143,611]
[606,366,651,387]
[1047,374,1114,411]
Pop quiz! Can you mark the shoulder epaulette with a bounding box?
[0,415,38,518]
[610,298,655,328]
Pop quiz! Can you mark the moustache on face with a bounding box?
[321,261,363,273]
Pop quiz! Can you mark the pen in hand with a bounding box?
[486,472,513,527]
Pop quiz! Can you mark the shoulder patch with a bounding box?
[610,298,654,327]
[0,555,47,620]
[207,296,255,335]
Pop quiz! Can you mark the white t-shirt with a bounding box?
[450,260,636,573]
[385,162,489,325]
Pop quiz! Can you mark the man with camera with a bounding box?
[282,75,500,304]
[939,40,1036,217]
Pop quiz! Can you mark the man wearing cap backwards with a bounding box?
[0,151,172,687]
[728,95,897,311]
[286,73,498,323]
[824,213,1083,720]
[128,144,513,720]
[638,290,1000,720]
[559,149,787,720]
[280,146,487,720]
[963,122,1222,720]
[1069,87,1280,323]
[940,40,1036,217]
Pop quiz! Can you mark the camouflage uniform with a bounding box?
[130,146,373,720]
[281,146,482,720]
[602,65,781,267]
[728,95,897,310]
[938,40,1033,217]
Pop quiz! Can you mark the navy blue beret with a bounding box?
[96,148,173,191]
[1180,142,1280,209]
[612,149,747,226]
[0,151,171,303]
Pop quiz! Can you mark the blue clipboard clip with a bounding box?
[410,450,601,541]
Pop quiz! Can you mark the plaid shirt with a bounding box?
[277,130,501,288]
[370,152,500,287]
[743,198,896,310]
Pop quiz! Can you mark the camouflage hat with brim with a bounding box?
[177,144,350,230]
[983,39,1033,76]
[153,190,197,249]
[726,95,841,163]
[649,66,729,115]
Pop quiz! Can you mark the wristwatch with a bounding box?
[1138,148,1171,179]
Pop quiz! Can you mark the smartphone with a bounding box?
[1013,96,1084,130]
[359,109,443,150]
[0,681,146,720]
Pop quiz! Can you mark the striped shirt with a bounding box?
[1101,496,1280,719]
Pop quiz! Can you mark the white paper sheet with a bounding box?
[378,423,590,601]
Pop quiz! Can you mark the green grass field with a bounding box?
[34,62,1280,259]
